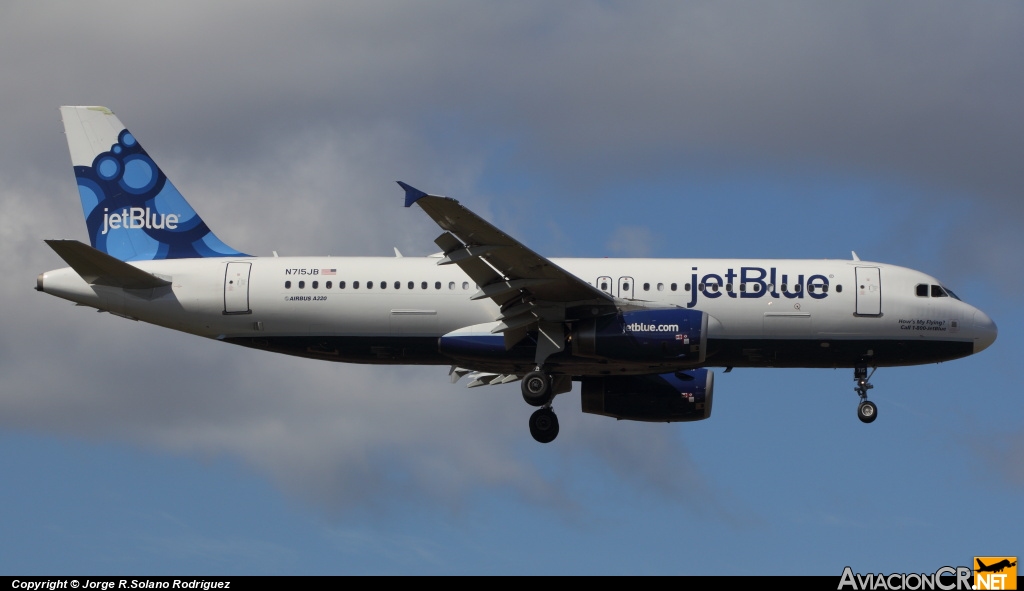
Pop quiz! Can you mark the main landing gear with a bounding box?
[522,369,559,443]
[854,367,877,424]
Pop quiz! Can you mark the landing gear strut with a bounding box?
[854,367,877,424]
[521,369,560,443]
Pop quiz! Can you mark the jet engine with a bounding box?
[580,369,714,422]
[572,308,707,364]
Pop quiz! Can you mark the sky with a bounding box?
[1,0,1021,576]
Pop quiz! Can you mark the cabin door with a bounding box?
[855,267,881,316]
[224,262,252,314]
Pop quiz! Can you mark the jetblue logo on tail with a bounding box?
[101,207,179,234]
[72,125,247,261]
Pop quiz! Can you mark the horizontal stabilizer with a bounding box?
[45,239,171,289]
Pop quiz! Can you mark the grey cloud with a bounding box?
[607,226,655,257]
[3,1,1019,519]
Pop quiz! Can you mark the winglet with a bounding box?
[397,181,429,207]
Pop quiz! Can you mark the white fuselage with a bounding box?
[38,254,997,372]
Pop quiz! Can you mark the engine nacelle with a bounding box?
[580,369,714,422]
[573,308,707,365]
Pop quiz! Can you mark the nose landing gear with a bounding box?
[854,367,877,424]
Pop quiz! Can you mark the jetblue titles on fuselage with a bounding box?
[683,265,830,308]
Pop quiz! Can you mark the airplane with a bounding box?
[976,559,1016,573]
[37,106,998,443]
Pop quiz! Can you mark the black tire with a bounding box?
[521,371,551,407]
[529,408,559,443]
[857,400,878,424]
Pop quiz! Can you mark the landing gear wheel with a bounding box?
[853,366,877,424]
[521,371,551,407]
[529,408,560,443]
[857,400,877,424]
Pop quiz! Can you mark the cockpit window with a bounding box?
[931,284,948,298]
[916,284,928,297]
[944,287,961,301]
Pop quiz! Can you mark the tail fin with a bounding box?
[60,106,248,261]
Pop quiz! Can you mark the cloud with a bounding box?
[2,0,1020,525]
[964,430,1024,489]
[607,226,655,257]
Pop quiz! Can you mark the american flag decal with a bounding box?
[321,269,337,275]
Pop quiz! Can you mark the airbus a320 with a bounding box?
[38,106,998,443]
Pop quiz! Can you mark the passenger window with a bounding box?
[643,283,650,291]
[807,285,814,294]
[380,281,386,289]
[326,281,332,289]
[285,281,291,289]
[462,281,469,290]
[353,281,359,289]
[726,284,733,293]
[367,281,373,289]
[781,284,788,292]
[670,283,677,291]
[600,281,608,290]
[448,281,455,290]
[793,284,801,292]
[298,281,305,289]
[836,285,842,293]
[623,283,630,291]
[685,283,691,291]
[408,281,414,289]
[931,285,947,298]
[421,281,427,289]
[339,281,346,289]
[312,281,319,289]
[740,284,746,292]
[395,281,401,289]
[435,281,441,290]
[916,284,929,297]
[821,284,828,293]
[657,283,664,291]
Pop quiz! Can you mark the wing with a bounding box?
[399,182,615,365]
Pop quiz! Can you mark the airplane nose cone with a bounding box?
[973,310,997,353]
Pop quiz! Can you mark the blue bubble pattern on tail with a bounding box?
[75,128,248,261]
